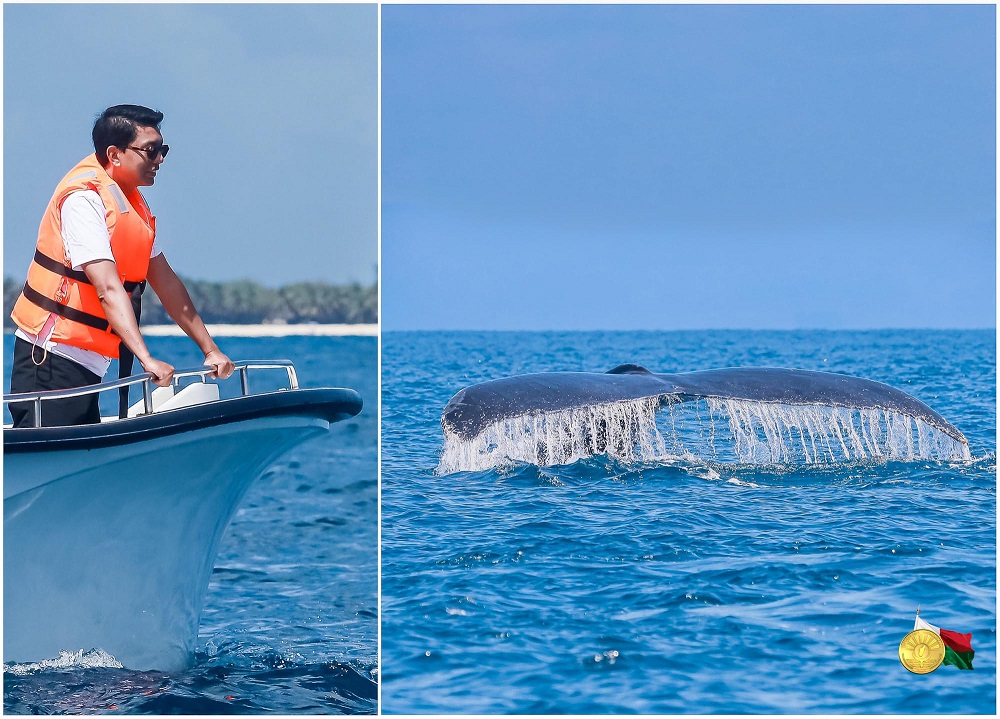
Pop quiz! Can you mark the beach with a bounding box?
[139,323,377,337]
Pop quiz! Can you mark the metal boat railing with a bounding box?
[3,359,300,428]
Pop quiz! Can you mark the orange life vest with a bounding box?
[10,155,156,358]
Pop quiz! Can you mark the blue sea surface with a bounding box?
[382,329,996,714]
[3,334,377,714]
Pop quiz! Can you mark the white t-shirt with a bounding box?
[15,189,161,377]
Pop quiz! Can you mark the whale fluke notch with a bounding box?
[440,366,969,467]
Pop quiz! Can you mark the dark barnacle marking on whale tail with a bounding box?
[605,364,653,375]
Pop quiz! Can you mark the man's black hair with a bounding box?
[92,105,164,165]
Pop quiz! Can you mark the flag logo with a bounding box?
[899,629,945,674]
[900,611,975,673]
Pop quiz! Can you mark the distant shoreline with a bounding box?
[2,323,377,337]
[139,324,377,337]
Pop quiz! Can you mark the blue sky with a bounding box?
[382,4,995,330]
[4,4,377,287]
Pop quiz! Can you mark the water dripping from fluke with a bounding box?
[437,366,971,474]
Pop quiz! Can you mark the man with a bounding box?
[8,104,234,427]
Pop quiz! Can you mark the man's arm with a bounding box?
[82,260,175,387]
[146,253,235,379]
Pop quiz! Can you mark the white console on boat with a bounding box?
[125,382,220,417]
[126,385,173,417]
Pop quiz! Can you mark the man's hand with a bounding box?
[141,357,175,387]
[204,349,235,379]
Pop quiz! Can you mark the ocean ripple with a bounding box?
[383,329,995,713]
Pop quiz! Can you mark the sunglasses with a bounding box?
[127,144,169,161]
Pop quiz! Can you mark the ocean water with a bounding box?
[3,334,377,714]
[382,329,995,714]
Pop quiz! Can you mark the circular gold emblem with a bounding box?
[899,629,945,674]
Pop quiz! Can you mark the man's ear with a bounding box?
[106,145,123,167]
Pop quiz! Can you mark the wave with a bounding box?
[4,644,377,714]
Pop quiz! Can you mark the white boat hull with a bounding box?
[4,388,361,671]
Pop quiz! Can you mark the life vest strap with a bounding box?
[21,282,113,333]
[32,249,146,293]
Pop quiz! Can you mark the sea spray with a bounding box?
[438,396,672,474]
[3,649,123,676]
[437,396,971,473]
[707,398,971,464]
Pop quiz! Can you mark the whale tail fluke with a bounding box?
[438,366,970,473]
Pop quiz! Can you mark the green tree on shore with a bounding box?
[3,276,377,329]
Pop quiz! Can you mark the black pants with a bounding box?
[9,337,102,428]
